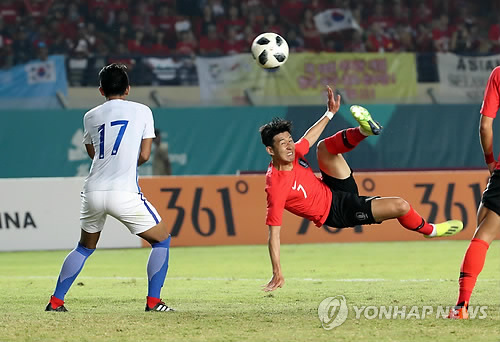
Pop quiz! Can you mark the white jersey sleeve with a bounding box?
[143,107,156,139]
[82,100,157,193]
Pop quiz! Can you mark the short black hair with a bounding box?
[98,63,129,97]
[259,118,292,147]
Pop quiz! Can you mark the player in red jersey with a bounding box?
[448,66,500,319]
[260,85,464,292]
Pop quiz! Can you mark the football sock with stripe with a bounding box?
[52,243,95,305]
[396,206,434,235]
[324,127,367,154]
[147,235,171,306]
[456,238,489,306]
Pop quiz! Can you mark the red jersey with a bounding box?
[480,66,500,170]
[265,139,332,227]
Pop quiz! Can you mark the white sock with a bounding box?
[359,126,370,136]
[427,224,437,237]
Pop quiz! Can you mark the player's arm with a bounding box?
[479,115,496,174]
[85,144,95,159]
[302,85,341,148]
[263,225,285,292]
[138,138,153,166]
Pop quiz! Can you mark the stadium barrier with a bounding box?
[0,178,142,251]
[138,171,490,247]
[1,170,490,251]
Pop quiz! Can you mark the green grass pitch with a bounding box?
[0,241,498,341]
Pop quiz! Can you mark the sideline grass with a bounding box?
[0,241,498,341]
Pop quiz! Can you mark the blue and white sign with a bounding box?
[0,55,68,109]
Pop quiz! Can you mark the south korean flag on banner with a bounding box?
[25,60,56,84]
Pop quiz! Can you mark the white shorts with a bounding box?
[80,191,162,235]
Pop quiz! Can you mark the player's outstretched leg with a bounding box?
[45,242,96,312]
[350,105,382,136]
[371,198,463,238]
[318,105,382,158]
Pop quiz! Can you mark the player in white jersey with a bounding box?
[46,64,173,312]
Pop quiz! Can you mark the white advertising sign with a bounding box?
[436,53,500,103]
[0,178,142,251]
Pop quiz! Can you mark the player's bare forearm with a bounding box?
[302,85,341,148]
[85,144,95,159]
[138,138,153,166]
[479,115,496,173]
[262,225,285,292]
[479,115,494,155]
[268,225,282,274]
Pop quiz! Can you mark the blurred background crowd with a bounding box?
[1,0,499,83]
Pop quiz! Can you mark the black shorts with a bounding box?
[482,169,500,216]
[321,170,379,228]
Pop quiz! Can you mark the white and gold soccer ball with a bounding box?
[251,32,289,69]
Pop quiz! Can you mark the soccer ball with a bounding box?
[251,32,289,69]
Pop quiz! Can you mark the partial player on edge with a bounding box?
[448,66,500,319]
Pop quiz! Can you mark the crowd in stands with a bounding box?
[0,0,499,73]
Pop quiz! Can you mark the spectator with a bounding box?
[208,0,225,18]
[391,0,411,27]
[49,32,70,55]
[0,0,21,25]
[152,129,172,176]
[132,2,154,33]
[35,41,48,61]
[300,8,323,52]
[149,30,171,56]
[280,0,305,26]
[411,1,433,29]
[264,12,283,35]
[12,27,33,64]
[199,24,223,56]
[217,5,245,38]
[306,0,325,15]
[243,25,257,48]
[0,37,14,69]
[366,2,394,31]
[432,13,454,52]
[195,4,217,37]
[127,29,148,55]
[451,22,480,53]
[285,28,304,52]
[393,24,415,52]
[23,0,54,23]
[488,14,500,53]
[69,23,92,58]
[415,23,434,52]
[344,30,367,52]
[222,26,245,55]
[366,22,396,52]
[176,30,198,56]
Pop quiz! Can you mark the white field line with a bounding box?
[0,276,498,282]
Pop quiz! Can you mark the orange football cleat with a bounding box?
[447,302,469,319]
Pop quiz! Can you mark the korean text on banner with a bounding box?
[196,53,417,106]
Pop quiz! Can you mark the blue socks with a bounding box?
[53,243,95,301]
[52,237,170,303]
[147,236,171,299]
